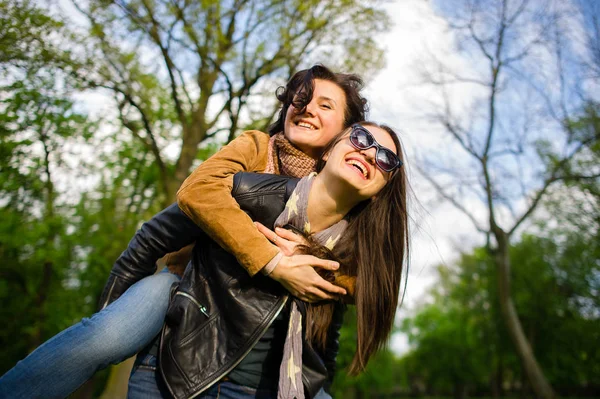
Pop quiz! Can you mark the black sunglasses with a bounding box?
[349,124,402,172]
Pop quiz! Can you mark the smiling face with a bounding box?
[322,125,398,200]
[284,79,347,159]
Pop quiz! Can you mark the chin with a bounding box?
[286,132,306,146]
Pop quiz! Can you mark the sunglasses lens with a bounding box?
[377,149,400,172]
[351,125,402,172]
[351,128,374,149]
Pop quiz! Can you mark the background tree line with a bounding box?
[1,0,598,397]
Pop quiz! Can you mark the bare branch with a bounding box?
[136,0,188,130]
[468,18,495,64]
[416,164,488,234]
[508,136,598,236]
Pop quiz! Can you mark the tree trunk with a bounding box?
[29,261,53,349]
[497,356,504,397]
[494,231,555,399]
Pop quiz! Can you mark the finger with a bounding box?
[311,286,339,301]
[296,254,339,270]
[274,227,306,244]
[254,222,278,243]
[315,279,347,296]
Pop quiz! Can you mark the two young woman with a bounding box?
[126,121,408,399]
[0,65,410,398]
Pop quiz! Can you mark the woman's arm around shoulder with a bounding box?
[176,130,279,276]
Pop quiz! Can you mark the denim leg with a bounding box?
[0,271,179,399]
[129,358,276,399]
[216,381,275,398]
[127,353,171,399]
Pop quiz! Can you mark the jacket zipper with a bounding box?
[161,295,289,399]
[99,278,117,310]
[174,291,210,317]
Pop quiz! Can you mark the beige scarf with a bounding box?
[275,174,349,399]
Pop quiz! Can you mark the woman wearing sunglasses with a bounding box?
[123,121,408,399]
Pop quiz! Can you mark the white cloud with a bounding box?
[361,0,486,354]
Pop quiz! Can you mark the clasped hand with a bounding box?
[254,222,346,303]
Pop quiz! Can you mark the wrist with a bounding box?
[269,255,293,282]
[262,251,284,278]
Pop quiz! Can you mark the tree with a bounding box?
[0,0,109,381]
[67,0,390,206]
[0,0,62,67]
[412,0,600,396]
[0,75,95,372]
[401,230,599,397]
[400,250,506,398]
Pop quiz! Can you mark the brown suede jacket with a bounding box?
[171,130,279,276]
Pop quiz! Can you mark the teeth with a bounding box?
[297,121,316,130]
[347,160,368,178]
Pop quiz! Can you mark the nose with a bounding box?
[304,100,317,116]
[360,147,377,164]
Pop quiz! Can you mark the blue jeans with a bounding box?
[128,354,332,399]
[0,270,179,399]
[128,353,276,399]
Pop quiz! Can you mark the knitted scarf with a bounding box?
[265,133,316,177]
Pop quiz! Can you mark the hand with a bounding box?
[270,254,347,302]
[255,222,346,302]
[255,222,306,256]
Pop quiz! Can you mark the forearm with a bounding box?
[177,130,279,275]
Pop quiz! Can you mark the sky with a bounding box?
[364,0,483,353]
[362,0,596,353]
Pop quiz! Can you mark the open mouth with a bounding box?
[346,158,369,179]
[295,120,317,130]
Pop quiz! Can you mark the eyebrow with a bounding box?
[317,96,338,106]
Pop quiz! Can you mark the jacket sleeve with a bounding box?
[176,130,280,276]
[98,203,204,310]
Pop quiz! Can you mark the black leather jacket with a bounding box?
[99,172,343,399]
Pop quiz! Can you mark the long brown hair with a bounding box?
[306,122,410,375]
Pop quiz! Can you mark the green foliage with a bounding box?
[0,76,97,374]
[0,2,102,372]
[0,0,63,67]
[400,228,599,396]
